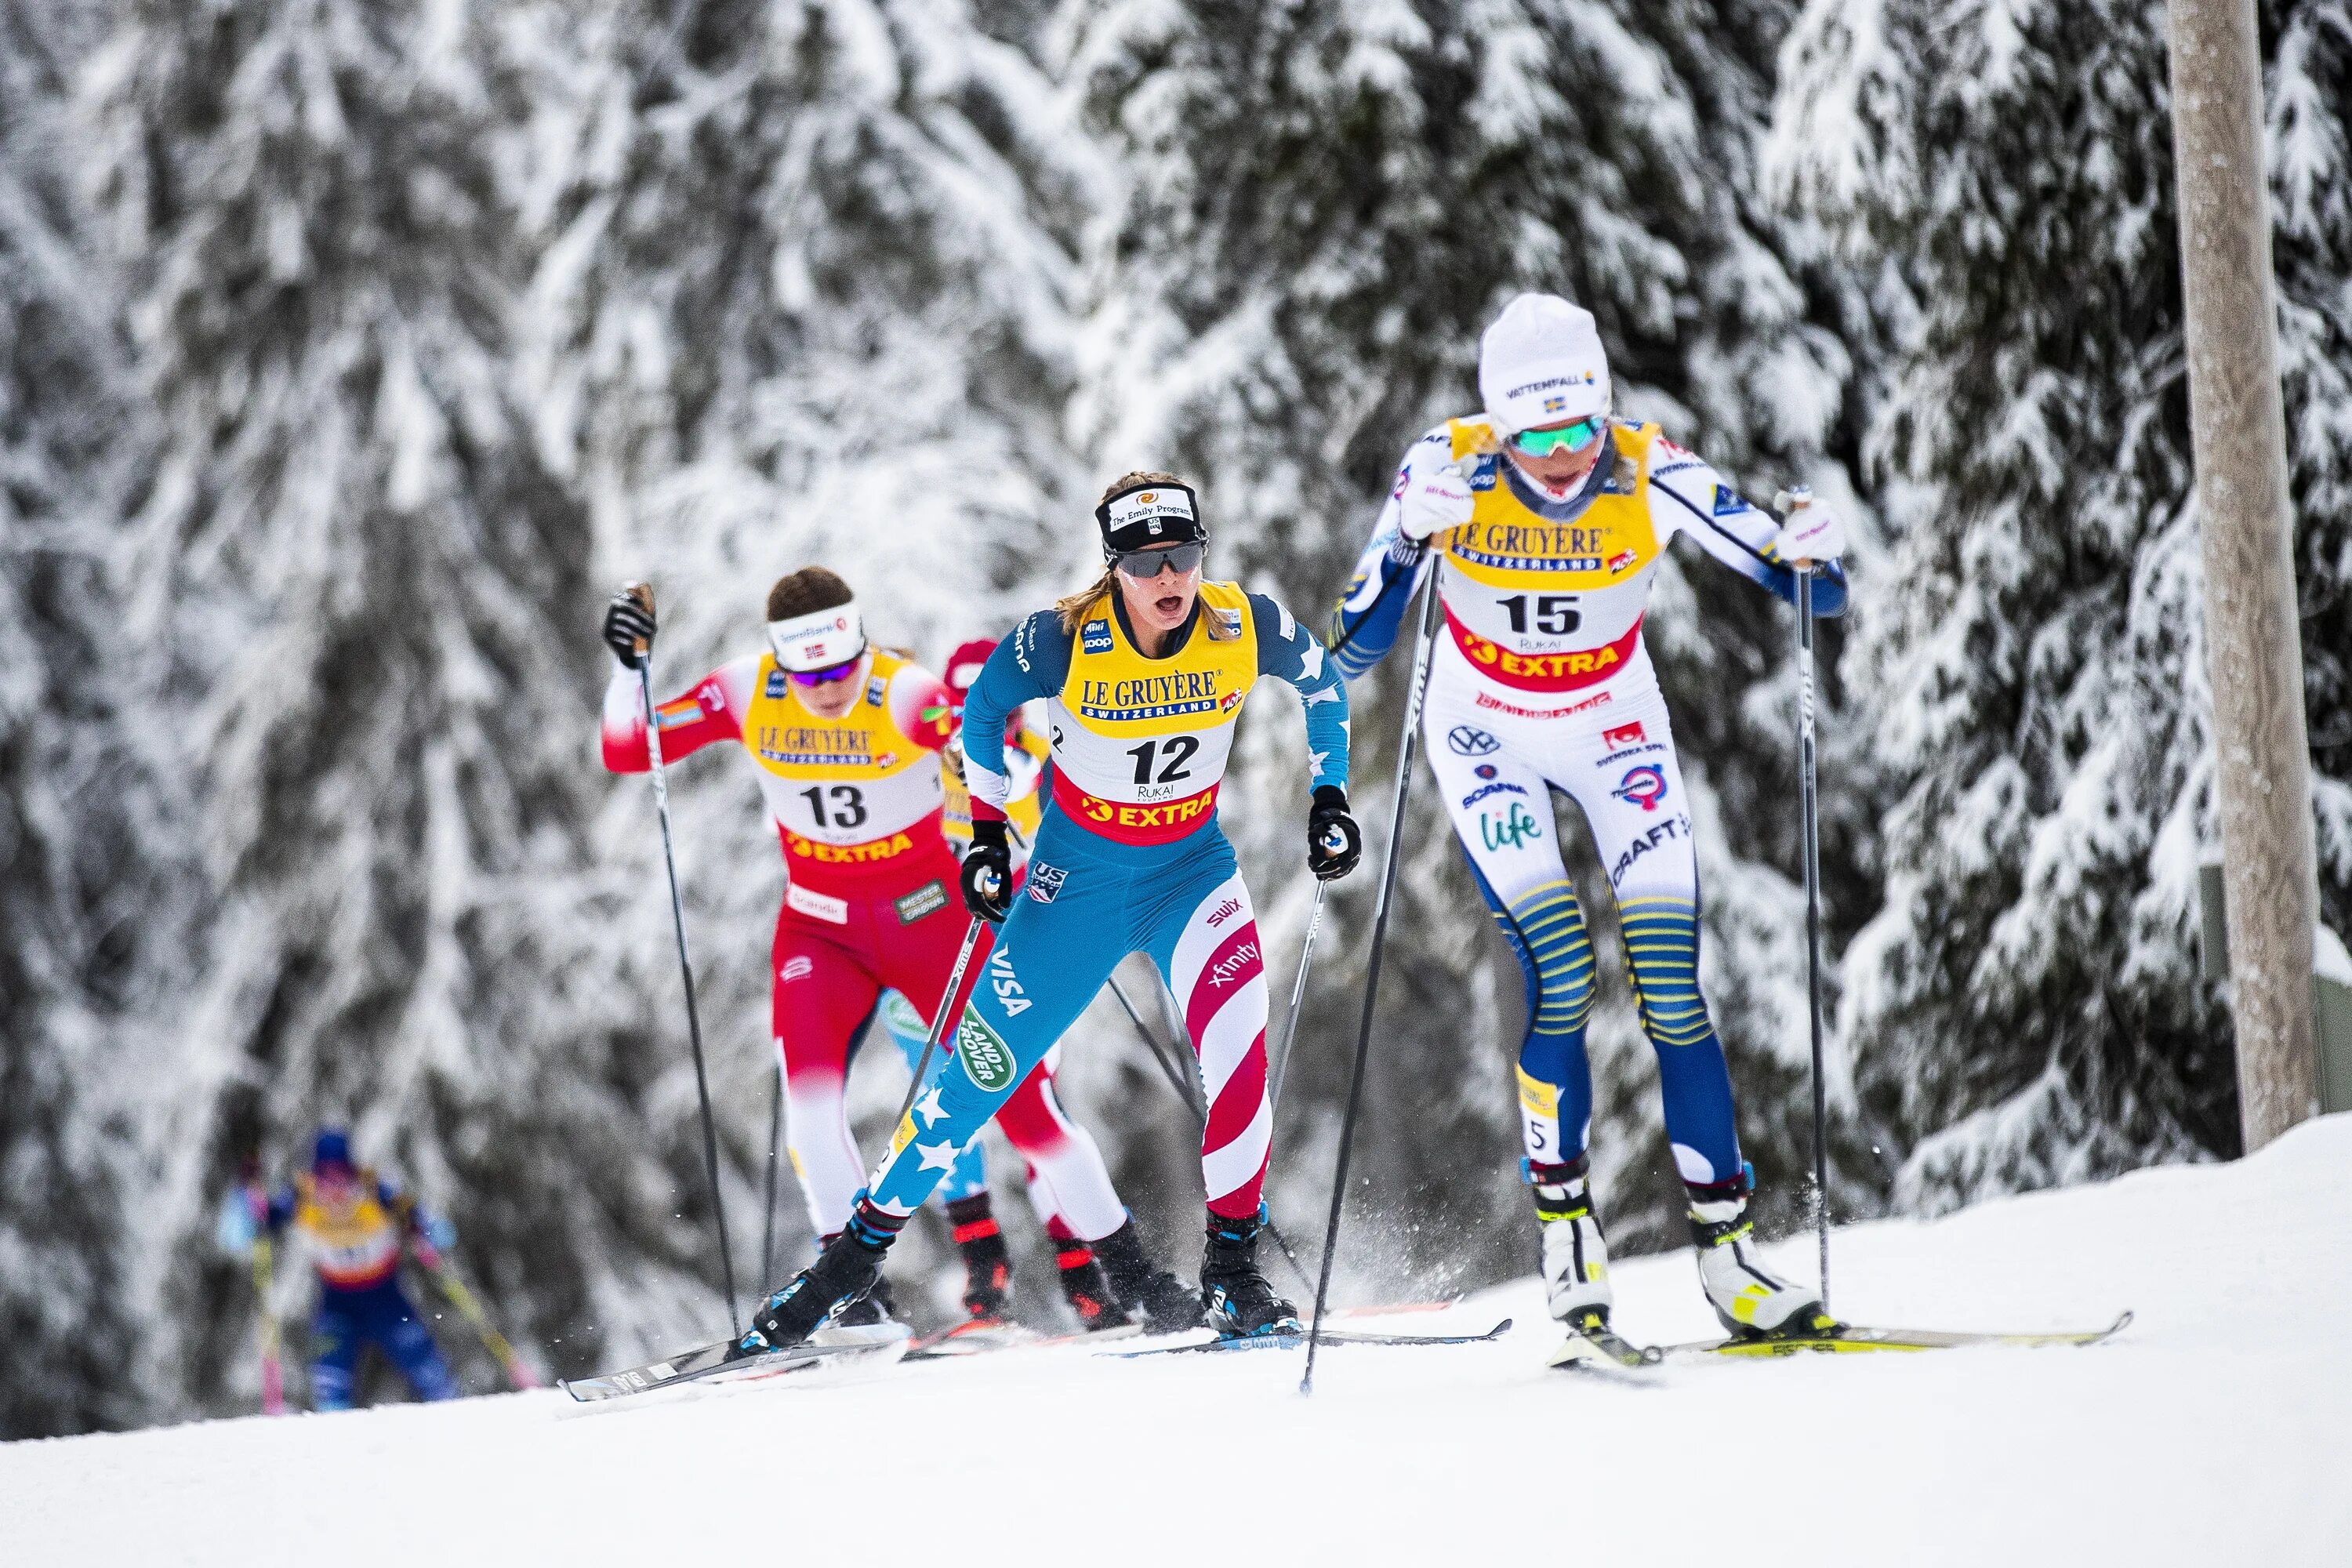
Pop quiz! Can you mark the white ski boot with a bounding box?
[1688,1173,1827,1338]
[1533,1156,1613,1327]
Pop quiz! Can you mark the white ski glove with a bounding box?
[1770,493,1847,566]
[1396,452,1475,541]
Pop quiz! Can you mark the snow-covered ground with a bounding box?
[9,1116,2349,1567]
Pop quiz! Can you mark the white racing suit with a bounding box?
[1334,417,1848,1198]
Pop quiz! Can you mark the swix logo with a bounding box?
[1602,722,1646,750]
[1612,764,1669,813]
[779,956,815,983]
[988,947,1033,1017]
[1206,941,1260,989]
[1205,896,1243,929]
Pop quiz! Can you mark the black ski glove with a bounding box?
[602,583,657,668]
[1306,786,1361,881]
[960,818,1014,922]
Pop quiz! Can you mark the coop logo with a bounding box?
[1446,725,1501,757]
[1082,620,1115,654]
[955,1012,1019,1093]
[1612,764,1669,813]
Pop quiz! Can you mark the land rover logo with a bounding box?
[956,1013,1018,1093]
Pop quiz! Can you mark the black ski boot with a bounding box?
[835,1269,897,1327]
[1199,1208,1300,1338]
[1094,1218,1203,1331]
[1051,1236,1132,1331]
[735,1203,904,1358]
[947,1194,1014,1323]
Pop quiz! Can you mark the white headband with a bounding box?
[766,602,866,673]
[1102,485,1199,538]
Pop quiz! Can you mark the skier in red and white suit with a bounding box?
[599,568,1194,1327]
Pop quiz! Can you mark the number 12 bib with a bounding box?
[1047,582,1259,844]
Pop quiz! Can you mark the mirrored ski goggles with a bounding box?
[1109,542,1206,579]
[1508,416,1606,458]
[788,659,862,686]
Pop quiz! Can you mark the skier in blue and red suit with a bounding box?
[734,469,1361,1356]
[233,1129,460,1410]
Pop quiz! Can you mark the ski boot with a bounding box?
[1198,1208,1300,1338]
[1532,1155,1613,1333]
[834,1268,897,1328]
[1051,1233,1131,1331]
[735,1201,904,1358]
[1689,1168,1829,1339]
[1094,1218,1204,1331]
[946,1195,1014,1323]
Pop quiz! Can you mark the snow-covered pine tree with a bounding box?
[0,0,154,1439]
[1058,0,1866,1283]
[1772,0,2352,1208]
[78,0,724,1414]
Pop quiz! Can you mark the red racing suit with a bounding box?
[602,648,1129,1242]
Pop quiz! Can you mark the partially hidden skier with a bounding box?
[1330,292,1849,1345]
[869,638,1134,1330]
[600,571,1196,1332]
[735,472,1360,1355]
[216,1129,460,1410]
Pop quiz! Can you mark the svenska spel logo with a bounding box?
[1612,764,1668,812]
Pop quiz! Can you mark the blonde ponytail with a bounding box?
[1055,567,1118,634]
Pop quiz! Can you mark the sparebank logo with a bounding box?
[956,1012,1018,1093]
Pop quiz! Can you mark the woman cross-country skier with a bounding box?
[733,472,1360,1355]
[599,570,1196,1331]
[871,637,1135,1330]
[1331,292,1850,1345]
[216,1129,460,1410]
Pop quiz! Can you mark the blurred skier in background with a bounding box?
[217,1129,459,1410]
[1330,292,1850,1346]
[733,472,1359,1356]
[600,572,1196,1334]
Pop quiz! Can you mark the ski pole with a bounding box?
[896,916,989,1127]
[760,1068,783,1296]
[243,1182,285,1416]
[1103,968,1317,1297]
[630,585,741,1339]
[1303,570,1443,1396]
[1265,880,1331,1119]
[1777,487,1833,1313]
[422,1252,543,1390]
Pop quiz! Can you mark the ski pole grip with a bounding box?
[623,581,655,660]
[1772,485,1812,517]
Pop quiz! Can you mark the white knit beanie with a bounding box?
[1479,293,1612,435]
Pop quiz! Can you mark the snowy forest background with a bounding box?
[2,0,2346,1436]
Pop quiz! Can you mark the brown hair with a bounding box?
[767,566,854,622]
[1056,470,1226,637]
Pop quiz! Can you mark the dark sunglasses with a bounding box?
[1110,542,1206,579]
[1509,416,1606,458]
[789,659,862,686]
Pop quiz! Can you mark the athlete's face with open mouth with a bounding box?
[1504,415,1609,494]
[1113,543,1203,646]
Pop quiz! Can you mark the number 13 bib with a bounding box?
[740,650,947,884]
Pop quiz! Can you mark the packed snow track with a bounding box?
[9,1116,2348,1566]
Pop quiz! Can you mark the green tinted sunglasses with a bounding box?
[1509,417,1606,458]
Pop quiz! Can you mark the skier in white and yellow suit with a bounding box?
[1333,292,1851,1342]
